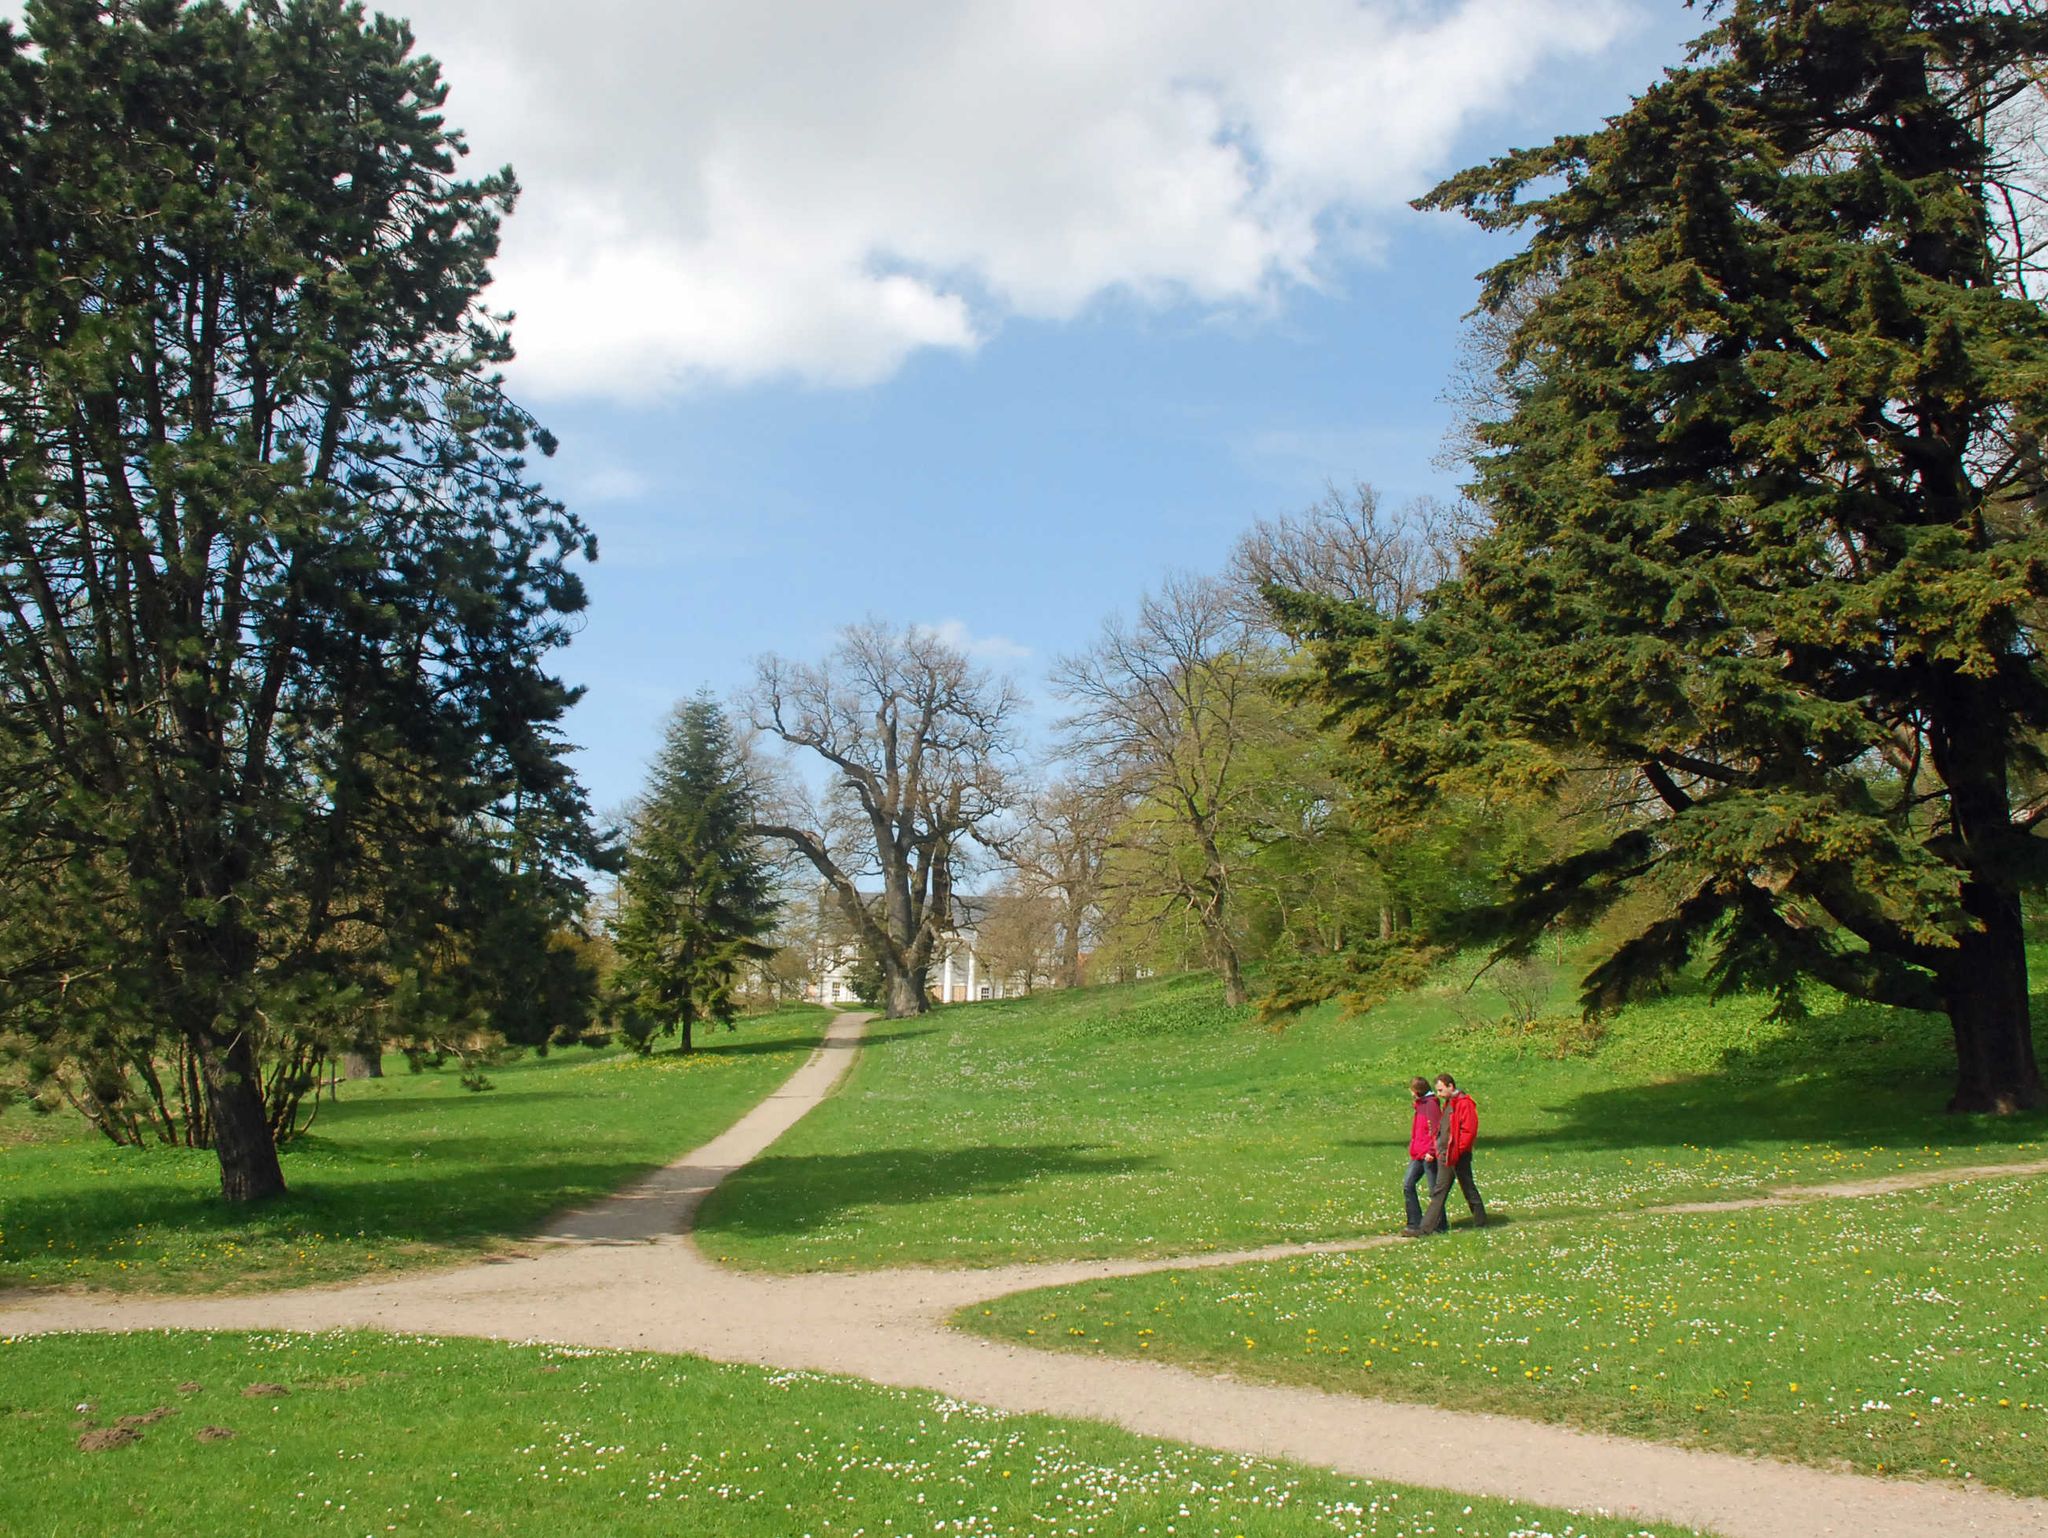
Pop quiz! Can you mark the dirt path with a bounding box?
[5,1010,2046,1538]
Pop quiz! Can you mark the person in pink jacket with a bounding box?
[1401,1076,1442,1235]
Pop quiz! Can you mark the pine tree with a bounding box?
[0,1,598,1198]
[1288,0,2048,1111]
[612,698,779,1052]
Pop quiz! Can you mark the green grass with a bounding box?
[964,1172,2048,1498]
[0,1006,829,1295]
[694,970,2045,1272]
[0,1329,1705,1538]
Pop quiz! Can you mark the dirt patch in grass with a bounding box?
[75,1426,140,1451]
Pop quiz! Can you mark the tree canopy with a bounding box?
[0,0,597,1197]
[1285,0,2048,1111]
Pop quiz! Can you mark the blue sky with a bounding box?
[393,0,1708,815]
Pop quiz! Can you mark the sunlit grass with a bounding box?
[0,1329,1702,1538]
[0,1006,830,1294]
[966,1173,2048,1497]
[697,970,2043,1272]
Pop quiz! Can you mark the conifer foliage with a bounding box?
[0,0,598,1199]
[612,698,779,1052]
[1290,0,2048,1111]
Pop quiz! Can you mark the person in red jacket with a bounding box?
[1414,1072,1487,1236]
[1400,1077,1442,1235]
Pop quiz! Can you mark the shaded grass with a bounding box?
[0,1329,1706,1538]
[697,970,2044,1272]
[965,1172,2048,1499]
[0,1006,830,1295]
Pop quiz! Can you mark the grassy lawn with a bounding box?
[964,1172,2048,1499]
[0,1005,829,1295]
[0,1329,1704,1538]
[695,971,2045,1272]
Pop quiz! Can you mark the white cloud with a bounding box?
[393,0,1636,396]
[916,619,1033,663]
[5,0,1636,395]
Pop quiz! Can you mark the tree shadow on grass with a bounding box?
[842,1027,941,1049]
[696,1143,1152,1241]
[1341,992,2044,1170]
[310,1089,578,1122]
[0,1156,667,1291]
[1547,990,2041,1154]
[0,1024,865,1291]
[1446,992,2041,1167]
[628,1030,901,1059]
[1522,1070,2045,1163]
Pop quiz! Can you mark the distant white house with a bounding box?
[932,930,1013,1003]
[807,946,858,1005]
[806,926,1021,1007]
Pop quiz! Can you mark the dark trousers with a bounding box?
[1418,1152,1485,1234]
[1403,1158,1434,1229]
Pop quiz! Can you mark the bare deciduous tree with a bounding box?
[964,881,1061,995]
[1220,487,1466,618]
[745,622,1019,1018]
[1055,576,1282,1007]
[1227,483,1472,628]
[1435,267,1560,476]
[992,779,1114,989]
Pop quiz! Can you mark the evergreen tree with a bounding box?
[843,932,888,1010]
[612,697,779,1052]
[1287,0,2048,1111]
[0,0,597,1198]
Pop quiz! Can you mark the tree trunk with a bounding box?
[1939,884,2045,1113]
[343,1045,383,1079]
[1213,935,1248,1007]
[1060,922,1083,989]
[884,963,928,1019]
[1927,683,2046,1113]
[678,1006,694,1054]
[198,1027,288,1202]
[178,1042,210,1148]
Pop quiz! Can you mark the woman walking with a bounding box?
[1400,1076,1441,1237]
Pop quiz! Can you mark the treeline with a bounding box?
[701,494,1536,1026]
